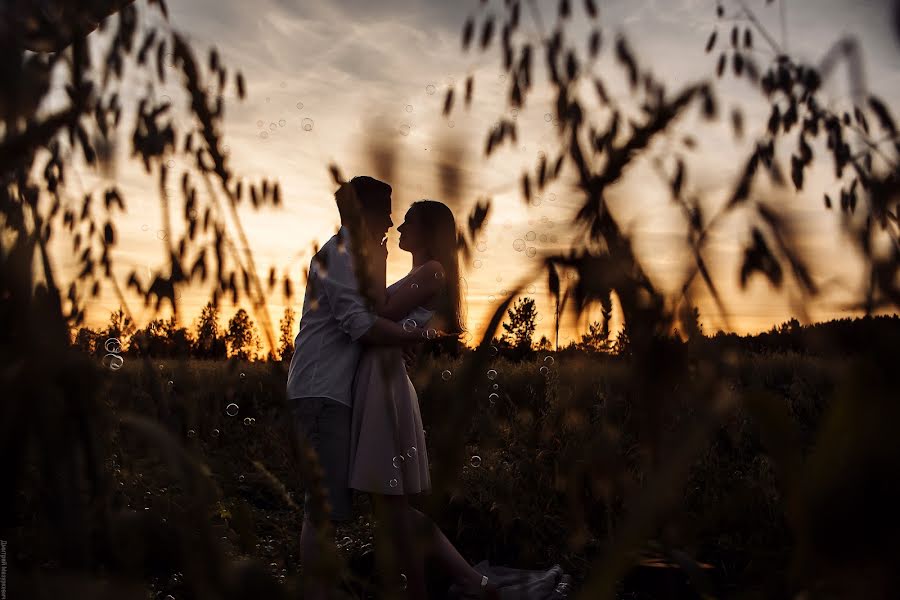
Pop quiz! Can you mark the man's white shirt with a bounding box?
[286,227,377,407]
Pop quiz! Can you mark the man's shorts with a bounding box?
[289,397,353,522]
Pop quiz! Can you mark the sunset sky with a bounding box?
[49,0,900,349]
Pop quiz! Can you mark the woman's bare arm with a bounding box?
[375,260,444,321]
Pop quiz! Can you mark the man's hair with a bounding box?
[336,176,391,222]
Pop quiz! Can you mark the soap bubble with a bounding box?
[405,104,413,113]
[488,392,499,405]
[411,283,419,290]
[441,370,452,381]
[544,113,553,122]
[407,446,417,458]
[473,259,483,269]
[513,239,526,252]
[260,131,269,139]
[399,123,410,136]
[403,318,417,333]
[106,354,125,371]
[141,224,149,231]
[302,118,314,131]
[226,403,239,417]
[257,120,264,127]
[470,455,482,467]
[244,417,253,426]
[525,231,537,241]
[296,101,304,110]
[389,478,398,488]
[526,247,537,258]
[487,369,498,380]
[105,338,121,353]
[425,328,437,340]
[279,119,286,127]
[211,428,220,438]
[187,429,196,438]
[392,455,404,468]
[544,356,555,365]
[540,366,549,375]
[426,84,436,94]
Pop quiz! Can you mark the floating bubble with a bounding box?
[526,247,537,258]
[244,417,253,426]
[279,119,286,127]
[549,192,557,201]
[493,383,499,390]
[528,285,537,294]
[389,478,398,488]
[425,328,437,340]
[540,366,549,375]
[441,370,452,381]
[470,455,482,467]
[544,113,553,122]
[489,345,499,357]
[499,73,507,82]
[157,230,167,241]
[141,224,149,231]
[403,318,417,333]
[407,446,417,458]
[102,353,125,370]
[434,271,444,280]
[487,369,498,380]
[488,295,496,302]
[260,131,269,139]
[187,429,196,438]
[399,123,411,136]
[473,259,483,269]
[302,118,314,131]
[211,428,220,438]
[296,101,304,110]
[532,197,542,206]
[411,283,419,290]
[240,372,246,379]
[426,84,436,95]
[476,241,487,252]
[405,104,413,113]
[488,392,499,405]
[105,338,121,353]
[539,234,548,242]
[448,120,455,128]
[226,403,240,417]
[269,122,277,130]
[525,231,536,241]
[400,573,408,590]
[513,239,526,252]
[500,289,508,295]
[166,159,175,168]
[392,455,404,468]
[238,475,245,482]
[544,356,555,365]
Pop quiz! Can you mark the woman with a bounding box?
[348,200,500,599]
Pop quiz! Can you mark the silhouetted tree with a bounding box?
[104,308,135,348]
[536,335,553,352]
[278,307,296,360]
[225,308,260,360]
[502,297,537,354]
[72,326,102,356]
[194,302,226,359]
[578,320,614,354]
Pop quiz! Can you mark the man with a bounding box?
[286,175,423,599]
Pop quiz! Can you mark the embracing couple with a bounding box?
[285,176,499,599]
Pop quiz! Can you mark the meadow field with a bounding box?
[60,331,883,599]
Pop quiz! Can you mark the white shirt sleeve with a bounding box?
[317,245,378,341]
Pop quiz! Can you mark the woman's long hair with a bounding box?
[409,200,465,335]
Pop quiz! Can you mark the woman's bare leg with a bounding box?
[408,507,493,591]
[373,493,427,599]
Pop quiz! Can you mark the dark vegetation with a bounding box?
[3,0,900,599]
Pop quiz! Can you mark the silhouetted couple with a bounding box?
[285,176,500,599]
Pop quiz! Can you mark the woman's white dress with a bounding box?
[348,270,433,495]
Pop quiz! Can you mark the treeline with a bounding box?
[70,302,297,361]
